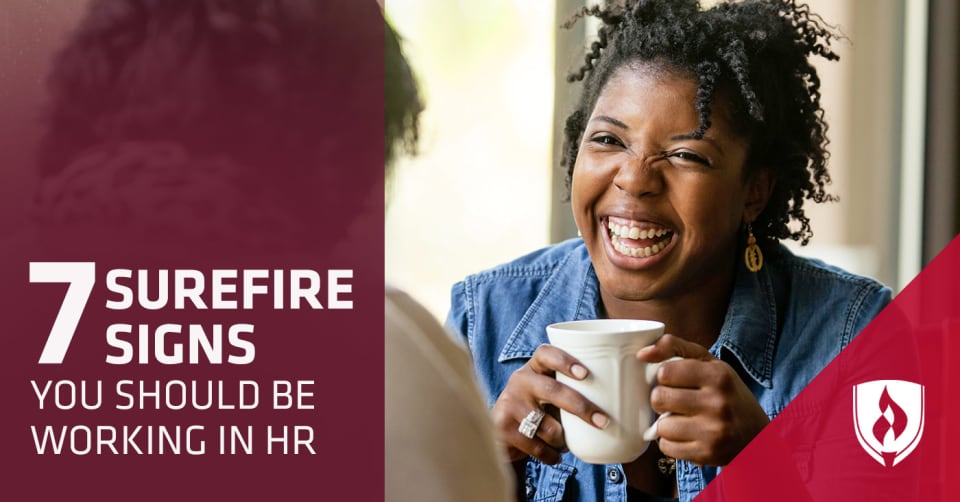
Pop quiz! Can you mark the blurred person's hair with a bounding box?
[385,21,422,169]
[38,0,391,185]
[35,0,409,250]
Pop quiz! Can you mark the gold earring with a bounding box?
[745,223,763,272]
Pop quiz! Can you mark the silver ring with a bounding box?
[518,408,546,439]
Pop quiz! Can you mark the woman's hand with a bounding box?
[492,344,609,465]
[638,334,770,466]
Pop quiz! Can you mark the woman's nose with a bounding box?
[613,154,665,197]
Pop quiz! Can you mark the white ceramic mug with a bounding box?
[546,319,672,465]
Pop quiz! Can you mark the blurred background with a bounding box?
[385,0,960,320]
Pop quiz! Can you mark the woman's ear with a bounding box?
[743,169,774,222]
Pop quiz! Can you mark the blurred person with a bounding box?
[31,0,510,499]
[447,1,891,500]
[383,15,513,502]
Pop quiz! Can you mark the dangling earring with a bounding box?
[744,223,763,272]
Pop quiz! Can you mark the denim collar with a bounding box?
[712,257,778,389]
[497,245,600,362]
[498,241,778,389]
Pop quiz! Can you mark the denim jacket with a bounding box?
[446,239,891,502]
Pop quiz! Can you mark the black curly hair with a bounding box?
[38,0,415,180]
[385,21,422,168]
[562,0,841,247]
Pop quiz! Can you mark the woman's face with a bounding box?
[572,63,766,305]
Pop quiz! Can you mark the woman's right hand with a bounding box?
[492,343,610,465]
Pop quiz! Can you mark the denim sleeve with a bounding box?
[445,280,471,350]
[843,283,893,347]
[447,279,502,406]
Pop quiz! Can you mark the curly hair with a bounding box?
[385,21,422,168]
[38,0,397,180]
[562,0,841,247]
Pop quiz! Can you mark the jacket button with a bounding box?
[607,467,623,483]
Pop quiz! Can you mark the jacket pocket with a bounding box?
[524,461,577,501]
[774,399,828,484]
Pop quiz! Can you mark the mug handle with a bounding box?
[642,356,683,441]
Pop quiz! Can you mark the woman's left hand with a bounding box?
[637,334,770,466]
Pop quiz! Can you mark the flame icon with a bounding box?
[853,380,924,467]
[871,386,907,448]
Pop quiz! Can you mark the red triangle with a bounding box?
[699,235,960,500]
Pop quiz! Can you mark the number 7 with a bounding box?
[29,262,96,364]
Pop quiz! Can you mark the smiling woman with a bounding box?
[572,67,765,330]
[446,1,892,501]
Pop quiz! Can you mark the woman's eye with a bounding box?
[669,151,709,165]
[591,135,623,147]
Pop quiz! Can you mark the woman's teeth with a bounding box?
[609,224,670,240]
[607,221,672,258]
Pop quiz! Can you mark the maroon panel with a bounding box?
[1,1,385,500]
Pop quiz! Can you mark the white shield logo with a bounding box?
[852,380,924,467]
